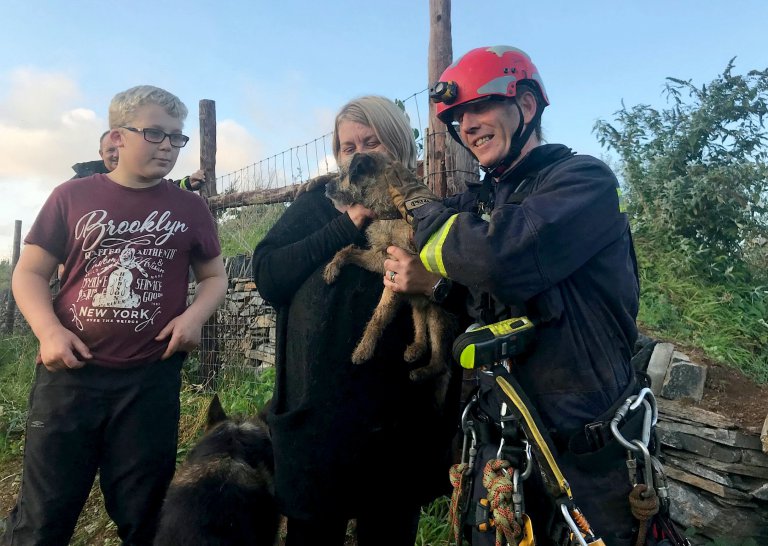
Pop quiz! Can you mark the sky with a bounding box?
[1,0,767,260]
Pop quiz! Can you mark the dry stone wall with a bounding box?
[648,343,768,543]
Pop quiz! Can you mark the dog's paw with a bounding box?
[403,341,427,363]
[323,262,340,284]
[351,342,374,364]
[408,359,446,384]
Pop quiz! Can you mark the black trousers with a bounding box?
[2,355,183,546]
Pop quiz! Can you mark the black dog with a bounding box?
[154,395,279,546]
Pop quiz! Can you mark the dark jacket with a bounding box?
[70,160,110,179]
[412,144,639,432]
[252,187,457,520]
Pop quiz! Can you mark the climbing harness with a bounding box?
[449,364,608,546]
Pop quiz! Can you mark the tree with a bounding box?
[594,60,768,280]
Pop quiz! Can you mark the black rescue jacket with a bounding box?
[413,144,640,433]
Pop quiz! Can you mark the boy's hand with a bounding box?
[155,312,204,360]
[39,326,92,372]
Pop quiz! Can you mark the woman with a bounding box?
[252,96,458,546]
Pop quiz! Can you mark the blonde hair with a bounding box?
[108,85,188,129]
[332,96,417,170]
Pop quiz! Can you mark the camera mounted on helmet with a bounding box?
[429,80,459,105]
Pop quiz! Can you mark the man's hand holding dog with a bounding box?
[386,176,439,224]
[384,245,441,295]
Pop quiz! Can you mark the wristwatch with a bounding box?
[429,277,452,304]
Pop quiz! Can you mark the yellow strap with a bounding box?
[495,376,573,499]
[419,214,459,276]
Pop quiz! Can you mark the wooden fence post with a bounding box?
[198,99,222,388]
[427,0,452,198]
[200,99,217,199]
[427,0,478,197]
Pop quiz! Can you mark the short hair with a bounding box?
[332,96,417,170]
[108,85,188,129]
[99,130,111,147]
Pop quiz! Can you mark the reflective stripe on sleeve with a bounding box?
[617,187,627,213]
[419,214,459,276]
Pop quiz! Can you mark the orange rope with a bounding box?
[482,459,522,546]
[449,463,470,545]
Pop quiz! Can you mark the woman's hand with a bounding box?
[337,203,376,229]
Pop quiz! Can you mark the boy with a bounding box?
[3,85,227,545]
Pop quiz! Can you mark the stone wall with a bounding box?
[648,343,768,543]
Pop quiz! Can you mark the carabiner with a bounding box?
[630,387,658,426]
[559,504,589,546]
[611,396,655,452]
[631,439,656,497]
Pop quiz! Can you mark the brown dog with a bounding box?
[323,152,454,389]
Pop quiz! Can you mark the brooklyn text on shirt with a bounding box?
[74,210,189,251]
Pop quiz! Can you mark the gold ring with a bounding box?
[389,270,396,282]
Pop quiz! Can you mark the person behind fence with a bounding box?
[71,129,208,192]
[251,95,461,546]
[383,46,656,545]
[3,85,228,546]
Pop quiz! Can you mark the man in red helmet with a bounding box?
[386,46,644,545]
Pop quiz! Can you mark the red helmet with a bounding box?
[431,46,549,124]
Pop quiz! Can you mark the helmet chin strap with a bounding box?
[445,99,542,179]
[482,101,543,178]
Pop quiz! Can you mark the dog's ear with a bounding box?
[206,393,228,429]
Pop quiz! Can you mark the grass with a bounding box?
[0,333,37,462]
[635,234,768,382]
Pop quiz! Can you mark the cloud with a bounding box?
[0,68,108,259]
[0,68,105,183]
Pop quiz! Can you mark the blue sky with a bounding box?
[1,0,767,258]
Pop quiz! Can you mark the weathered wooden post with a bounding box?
[427,0,478,197]
[426,0,452,198]
[198,99,221,388]
[4,220,21,334]
[199,99,217,199]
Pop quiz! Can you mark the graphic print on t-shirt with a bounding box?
[92,247,146,308]
[71,209,188,333]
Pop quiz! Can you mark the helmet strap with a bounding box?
[482,101,542,178]
[444,99,543,179]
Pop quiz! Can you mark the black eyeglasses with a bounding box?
[120,126,190,148]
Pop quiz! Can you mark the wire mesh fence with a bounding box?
[213,90,431,196]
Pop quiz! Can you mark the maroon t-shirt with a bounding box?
[26,174,221,368]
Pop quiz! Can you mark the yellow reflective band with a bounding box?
[617,187,627,213]
[496,376,573,499]
[419,214,458,276]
